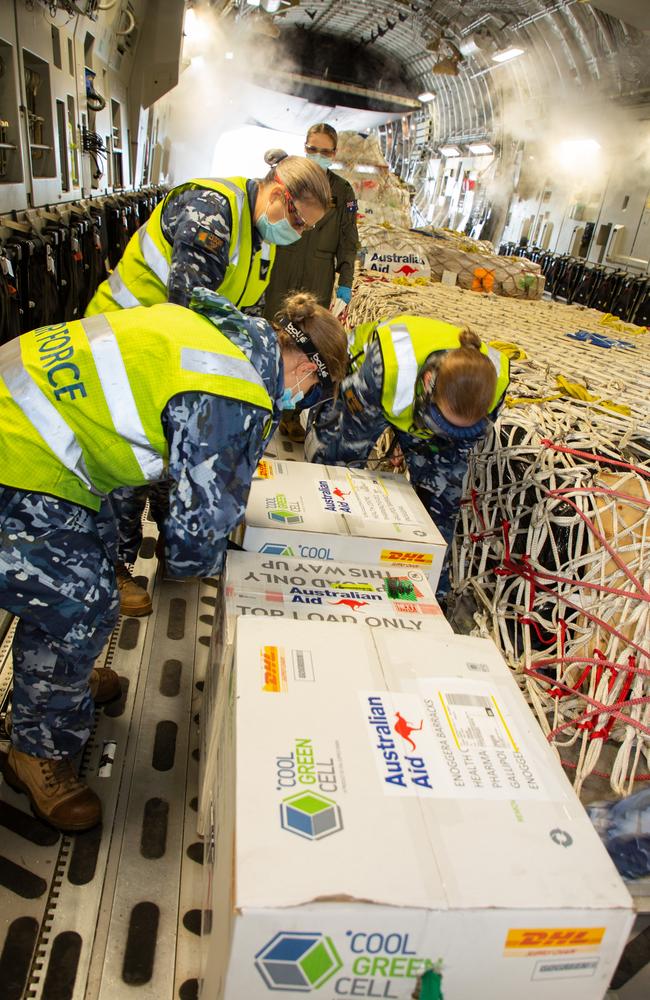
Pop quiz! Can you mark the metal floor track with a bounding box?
[0,520,214,1000]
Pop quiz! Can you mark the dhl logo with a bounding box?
[261,645,285,693]
[256,460,274,480]
[505,928,605,951]
[380,550,433,566]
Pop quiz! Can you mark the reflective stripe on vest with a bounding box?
[2,344,101,495]
[181,347,267,392]
[217,179,246,267]
[109,266,141,309]
[139,224,171,285]
[383,322,418,416]
[84,314,164,481]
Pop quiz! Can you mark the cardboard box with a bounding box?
[200,617,633,1000]
[242,459,447,589]
[198,553,452,833]
[264,430,305,463]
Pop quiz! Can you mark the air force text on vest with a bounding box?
[36,323,87,401]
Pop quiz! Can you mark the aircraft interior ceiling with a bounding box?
[230,0,650,140]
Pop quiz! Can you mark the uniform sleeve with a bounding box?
[164,190,233,308]
[335,180,359,288]
[305,339,389,466]
[161,392,269,577]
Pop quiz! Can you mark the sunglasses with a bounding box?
[276,177,314,232]
[305,143,336,157]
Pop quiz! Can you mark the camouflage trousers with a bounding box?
[103,482,169,565]
[0,486,120,759]
[398,439,470,599]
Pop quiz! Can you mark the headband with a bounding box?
[278,315,332,387]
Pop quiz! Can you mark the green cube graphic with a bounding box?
[280,790,343,840]
[255,931,342,991]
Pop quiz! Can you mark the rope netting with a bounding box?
[346,275,650,796]
[357,221,545,298]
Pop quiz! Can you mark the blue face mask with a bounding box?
[306,152,332,172]
[256,212,301,246]
[281,386,304,411]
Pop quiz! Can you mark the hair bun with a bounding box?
[459,327,482,351]
[283,290,318,325]
[264,148,289,167]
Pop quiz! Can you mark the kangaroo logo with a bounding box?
[394,264,418,276]
[329,598,368,611]
[394,711,423,751]
[332,487,350,499]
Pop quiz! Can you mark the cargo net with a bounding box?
[356,221,544,299]
[346,278,650,796]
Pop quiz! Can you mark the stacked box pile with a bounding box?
[356,220,544,299]
[197,552,451,833]
[199,617,633,1000]
[344,278,650,796]
[335,130,412,229]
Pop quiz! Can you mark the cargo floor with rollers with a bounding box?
[0,514,649,1000]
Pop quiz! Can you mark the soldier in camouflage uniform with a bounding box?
[0,289,346,831]
[85,158,332,614]
[305,318,509,598]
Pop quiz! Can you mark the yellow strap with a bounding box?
[489,339,528,361]
[598,313,645,336]
[555,375,631,416]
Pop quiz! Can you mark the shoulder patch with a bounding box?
[346,200,358,213]
[195,227,225,253]
[343,386,364,414]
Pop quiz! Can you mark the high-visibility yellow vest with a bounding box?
[0,303,275,510]
[351,315,510,439]
[85,178,276,315]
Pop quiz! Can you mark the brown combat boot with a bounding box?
[116,562,152,617]
[3,667,122,736]
[2,747,101,832]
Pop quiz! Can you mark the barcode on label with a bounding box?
[292,649,314,682]
[467,661,489,673]
[446,693,492,709]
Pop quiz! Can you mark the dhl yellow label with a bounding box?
[380,550,433,566]
[261,645,285,693]
[505,928,605,951]
[330,582,375,591]
[256,460,274,480]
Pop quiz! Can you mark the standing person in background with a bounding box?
[85,157,332,615]
[263,124,359,323]
[304,317,510,601]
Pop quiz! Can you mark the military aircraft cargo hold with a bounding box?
[0,2,649,1000]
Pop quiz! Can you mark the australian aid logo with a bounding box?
[362,692,436,795]
[319,480,353,515]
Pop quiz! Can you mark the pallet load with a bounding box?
[197,552,452,833]
[339,272,650,798]
[200,617,633,1000]
[238,459,447,588]
[356,220,545,299]
[334,130,413,229]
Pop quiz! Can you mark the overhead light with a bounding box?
[492,47,525,63]
[224,51,234,60]
[418,91,436,102]
[555,138,601,169]
[246,0,261,5]
[261,0,281,10]
[439,144,461,157]
[467,142,493,155]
